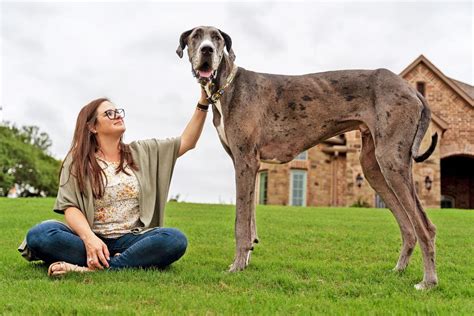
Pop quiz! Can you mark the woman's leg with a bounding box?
[108,227,187,269]
[26,220,87,266]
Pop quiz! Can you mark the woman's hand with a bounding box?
[83,233,110,270]
[64,207,111,270]
[199,86,209,105]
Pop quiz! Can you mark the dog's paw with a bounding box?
[414,280,438,290]
[391,265,407,273]
[228,263,245,272]
[228,250,251,272]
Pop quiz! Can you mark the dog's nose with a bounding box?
[201,46,214,56]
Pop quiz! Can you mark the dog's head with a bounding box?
[176,26,235,83]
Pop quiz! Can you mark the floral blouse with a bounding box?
[92,158,143,238]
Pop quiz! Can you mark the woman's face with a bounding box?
[94,101,126,136]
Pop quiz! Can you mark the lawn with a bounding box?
[0,198,473,315]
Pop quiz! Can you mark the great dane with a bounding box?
[176,26,438,290]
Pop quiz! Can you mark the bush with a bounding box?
[350,197,371,208]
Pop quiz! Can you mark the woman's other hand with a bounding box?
[83,234,110,270]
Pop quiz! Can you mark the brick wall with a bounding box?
[345,130,376,207]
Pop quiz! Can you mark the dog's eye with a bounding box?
[212,35,221,41]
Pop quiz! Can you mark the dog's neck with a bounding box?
[202,53,237,106]
[214,54,234,90]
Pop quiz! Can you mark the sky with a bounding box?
[1,0,472,204]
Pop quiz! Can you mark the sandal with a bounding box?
[47,261,91,277]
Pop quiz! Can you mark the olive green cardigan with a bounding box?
[18,137,181,261]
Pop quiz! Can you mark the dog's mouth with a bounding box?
[195,62,215,80]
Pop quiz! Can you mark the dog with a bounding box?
[176,26,438,290]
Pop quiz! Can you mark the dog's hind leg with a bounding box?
[359,127,416,271]
[229,155,260,272]
[374,131,438,289]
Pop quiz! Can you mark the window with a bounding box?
[258,172,268,205]
[290,170,307,206]
[294,150,308,160]
[375,194,386,208]
[416,82,426,97]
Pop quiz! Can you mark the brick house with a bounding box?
[256,55,473,209]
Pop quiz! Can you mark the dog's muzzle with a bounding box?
[192,67,217,84]
[193,47,219,83]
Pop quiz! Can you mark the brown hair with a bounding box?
[60,97,138,199]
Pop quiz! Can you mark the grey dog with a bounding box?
[176,26,438,290]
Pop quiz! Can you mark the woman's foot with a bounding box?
[48,261,93,277]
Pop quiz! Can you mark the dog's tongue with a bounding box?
[198,70,213,78]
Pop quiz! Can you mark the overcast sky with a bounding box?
[1,0,472,203]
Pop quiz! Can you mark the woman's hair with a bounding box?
[60,97,138,199]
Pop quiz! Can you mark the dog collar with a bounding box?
[202,65,239,104]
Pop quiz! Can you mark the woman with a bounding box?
[22,88,210,276]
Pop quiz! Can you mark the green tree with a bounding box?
[0,124,60,196]
[20,125,53,153]
[3,123,53,153]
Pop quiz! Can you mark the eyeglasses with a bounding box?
[103,108,125,120]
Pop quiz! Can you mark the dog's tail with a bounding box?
[412,91,438,163]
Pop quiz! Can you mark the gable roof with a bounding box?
[400,55,474,107]
[450,78,474,100]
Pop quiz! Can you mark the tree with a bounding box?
[20,125,53,153]
[2,123,53,154]
[0,124,60,196]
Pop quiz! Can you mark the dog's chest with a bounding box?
[214,100,229,147]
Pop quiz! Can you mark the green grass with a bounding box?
[1,198,473,315]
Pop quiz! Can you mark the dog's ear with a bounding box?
[218,29,236,61]
[176,29,194,58]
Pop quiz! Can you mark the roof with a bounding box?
[450,78,474,100]
[399,54,473,107]
[431,112,448,132]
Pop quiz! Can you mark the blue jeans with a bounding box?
[26,221,187,269]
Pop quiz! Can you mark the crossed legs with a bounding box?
[26,220,188,275]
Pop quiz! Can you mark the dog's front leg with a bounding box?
[229,157,259,272]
